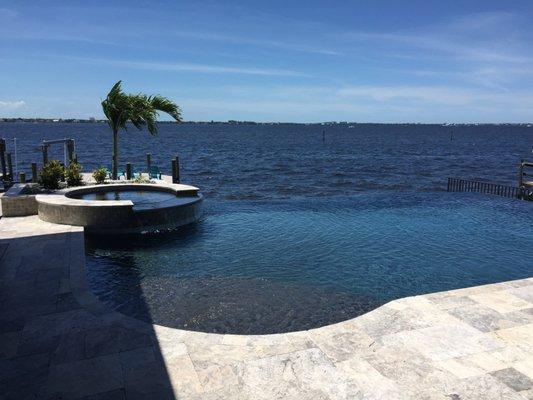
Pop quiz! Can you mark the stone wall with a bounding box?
[1,184,39,217]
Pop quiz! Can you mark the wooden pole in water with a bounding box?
[19,172,25,184]
[519,160,524,188]
[42,145,49,165]
[175,156,180,183]
[67,140,74,164]
[171,158,177,183]
[31,163,38,183]
[0,139,6,180]
[146,153,151,173]
[6,153,13,181]
[126,163,132,180]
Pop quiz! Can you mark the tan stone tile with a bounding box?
[221,334,249,346]
[490,345,531,364]
[166,354,202,397]
[515,357,533,380]
[336,356,409,399]
[427,294,478,311]
[470,291,531,314]
[462,351,508,372]
[313,328,375,363]
[508,285,533,304]
[491,324,533,348]
[436,357,485,379]
[390,323,504,361]
[195,363,240,393]
[450,374,527,400]
[159,341,188,362]
[188,344,260,368]
[237,348,349,400]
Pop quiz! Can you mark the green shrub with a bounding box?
[65,162,83,187]
[133,174,153,184]
[39,160,64,190]
[92,167,107,184]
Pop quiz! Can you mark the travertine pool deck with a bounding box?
[0,215,532,399]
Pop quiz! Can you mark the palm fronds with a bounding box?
[102,81,182,179]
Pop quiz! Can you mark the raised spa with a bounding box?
[36,183,203,234]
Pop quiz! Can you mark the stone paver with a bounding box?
[0,215,531,399]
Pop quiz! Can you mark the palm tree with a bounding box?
[101,81,182,180]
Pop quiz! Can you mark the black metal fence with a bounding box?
[447,178,523,199]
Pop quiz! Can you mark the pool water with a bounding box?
[71,190,192,210]
[85,192,533,334]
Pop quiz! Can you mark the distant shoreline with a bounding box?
[0,118,531,126]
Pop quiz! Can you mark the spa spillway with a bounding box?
[36,183,203,234]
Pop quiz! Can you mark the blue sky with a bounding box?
[2,0,533,122]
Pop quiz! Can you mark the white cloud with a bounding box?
[176,84,533,122]
[338,11,531,64]
[74,57,310,77]
[167,31,343,56]
[337,86,478,106]
[0,100,25,111]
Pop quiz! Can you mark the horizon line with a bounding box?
[1,117,532,126]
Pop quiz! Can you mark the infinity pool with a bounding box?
[85,192,533,334]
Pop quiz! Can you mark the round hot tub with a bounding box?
[36,183,203,234]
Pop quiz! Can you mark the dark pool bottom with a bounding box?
[85,192,533,334]
[103,276,378,333]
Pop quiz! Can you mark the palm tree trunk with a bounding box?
[112,128,118,180]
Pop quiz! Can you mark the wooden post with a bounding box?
[67,140,74,164]
[146,153,151,172]
[31,163,38,183]
[175,156,180,183]
[126,163,132,180]
[171,158,177,183]
[19,172,26,183]
[519,160,524,188]
[42,145,49,165]
[0,138,6,180]
[6,153,13,181]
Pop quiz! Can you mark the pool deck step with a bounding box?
[0,215,531,399]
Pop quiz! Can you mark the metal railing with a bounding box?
[447,178,523,199]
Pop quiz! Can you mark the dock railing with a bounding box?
[447,178,524,199]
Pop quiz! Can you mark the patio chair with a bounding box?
[149,166,162,180]
[106,165,125,179]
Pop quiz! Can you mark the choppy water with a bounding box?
[1,122,532,199]
[4,122,532,333]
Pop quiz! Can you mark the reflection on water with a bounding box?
[86,193,533,334]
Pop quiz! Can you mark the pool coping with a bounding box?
[36,181,200,208]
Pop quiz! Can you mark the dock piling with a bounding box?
[146,153,151,173]
[126,163,132,180]
[31,163,38,183]
[0,139,6,180]
[42,145,49,165]
[6,153,13,181]
[175,156,180,183]
[171,158,178,183]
